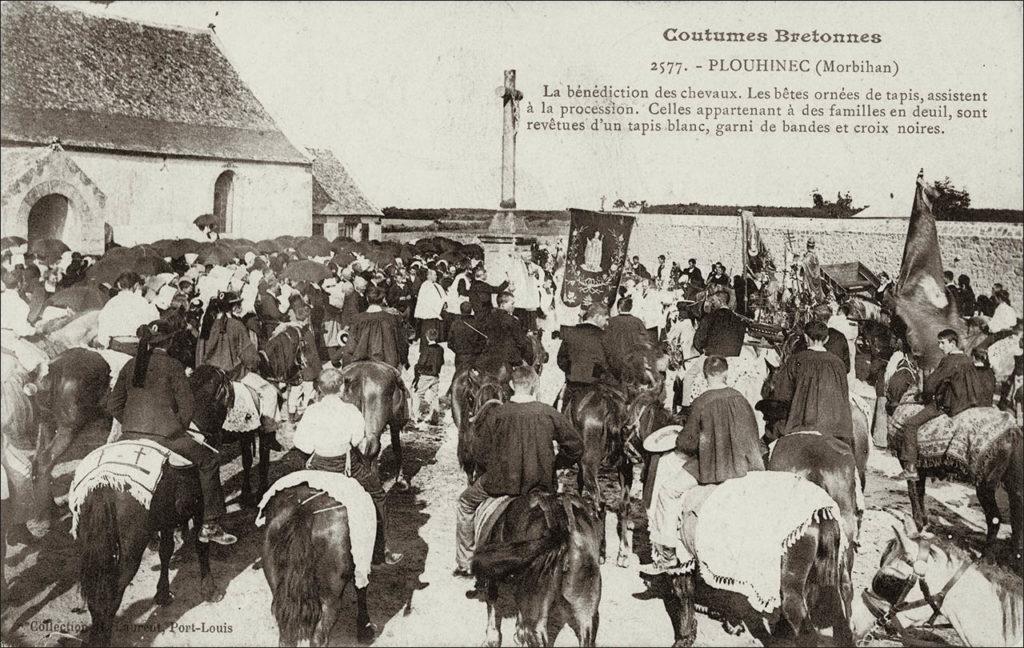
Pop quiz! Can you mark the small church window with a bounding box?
[213,171,236,233]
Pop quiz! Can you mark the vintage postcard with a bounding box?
[1,2,1021,646]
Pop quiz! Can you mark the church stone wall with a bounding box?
[63,149,312,245]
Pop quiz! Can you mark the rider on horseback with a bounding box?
[107,320,237,545]
[96,272,161,355]
[557,301,613,412]
[454,366,583,580]
[474,292,535,380]
[291,367,404,565]
[196,292,284,449]
[0,268,49,379]
[641,356,764,575]
[896,328,993,482]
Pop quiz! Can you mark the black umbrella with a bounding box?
[195,241,237,266]
[1,236,27,251]
[152,238,202,259]
[281,259,331,283]
[193,213,218,228]
[45,285,110,311]
[297,236,332,258]
[30,238,70,262]
[256,239,284,254]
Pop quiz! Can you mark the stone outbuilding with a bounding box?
[308,147,382,242]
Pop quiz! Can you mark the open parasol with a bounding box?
[296,236,332,259]
[45,284,110,311]
[30,238,70,262]
[152,238,202,259]
[193,213,218,229]
[280,259,331,283]
[256,239,284,254]
[195,241,237,266]
[1,236,27,251]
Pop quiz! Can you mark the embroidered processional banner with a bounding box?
[560,209,635,308]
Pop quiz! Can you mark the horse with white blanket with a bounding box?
[649,471,852,646]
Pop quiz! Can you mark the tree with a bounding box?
[932,177,970,218]
[810,189,855,217]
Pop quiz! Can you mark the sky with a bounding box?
[65,1,1024,211]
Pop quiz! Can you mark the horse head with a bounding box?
[189,365,233,437]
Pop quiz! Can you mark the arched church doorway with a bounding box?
[213,171,235,234]
[27,193,70,241]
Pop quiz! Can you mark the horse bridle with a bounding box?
[858,538,974,647]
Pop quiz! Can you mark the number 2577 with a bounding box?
[650,61,685,74]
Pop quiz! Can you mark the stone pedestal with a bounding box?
[479,209,528,282]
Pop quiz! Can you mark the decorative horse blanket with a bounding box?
[68,439,188,539]
[676,471,846,613]
[888,404,1019,480]
[255,470,376,589]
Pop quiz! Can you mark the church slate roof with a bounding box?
[308,148,381,217]
[0,2,308,165]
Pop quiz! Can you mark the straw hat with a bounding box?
[643,425,683,453]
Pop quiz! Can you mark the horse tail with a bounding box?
[78,488,122,623]
[472,495,574,581]
[815,517,843,590]
[267,499,321,644]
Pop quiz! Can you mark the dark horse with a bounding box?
[452,368,509,484]
[189,365,271,507]
[77,462,222,646]
[563,343,668,567]
[338,361,412,488]
[260,483,376,646]
[471,492,602,646]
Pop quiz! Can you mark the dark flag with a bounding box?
[895,173,964,371]
[560,209,635,308]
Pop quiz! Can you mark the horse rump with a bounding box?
[77,487,123,644]
[470,494,575,581]
[263,493,323,645]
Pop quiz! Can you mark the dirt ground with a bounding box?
[1,342,1020,647]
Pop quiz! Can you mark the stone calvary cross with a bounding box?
[480,69,530,281]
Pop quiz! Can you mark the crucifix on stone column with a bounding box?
[500,69,523,209]
[481,70,527,280]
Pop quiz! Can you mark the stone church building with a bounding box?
[0,2,314,254]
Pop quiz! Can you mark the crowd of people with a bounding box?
[1,230,1022,639]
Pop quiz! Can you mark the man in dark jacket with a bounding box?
[692,292,747,358]
[255,274,287,343]
[682,258,704,287]
[474,292,534,378]
[557,302,612,412]
[468,267,509,320]
[791,305,851,373]
[108,320,236,545]
[342,286,409,369]
[898,328,992,481]
[606,297,650,368]
[454,366,583,576]
[447,301,487,371]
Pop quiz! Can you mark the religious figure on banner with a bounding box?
[800,237,825,302]
[582,229,604,273]
[560,209,635,308]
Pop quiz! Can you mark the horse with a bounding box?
[451,368,508,484]
[563,382,638,568]
[653,506,849,647]
[527,331,549,376]
[29,309,101,358]
[853,513,1023,647]
[260,483,377,646]
[470,492,602,647]
[31,347,112,519]
[76,461,221,646]
[887,389,1023,552]
[189,365,271,507]
[337,361,412,489]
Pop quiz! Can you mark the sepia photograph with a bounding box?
[0,1,1021,646]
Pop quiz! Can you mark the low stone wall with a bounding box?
[628,214,1023,309]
